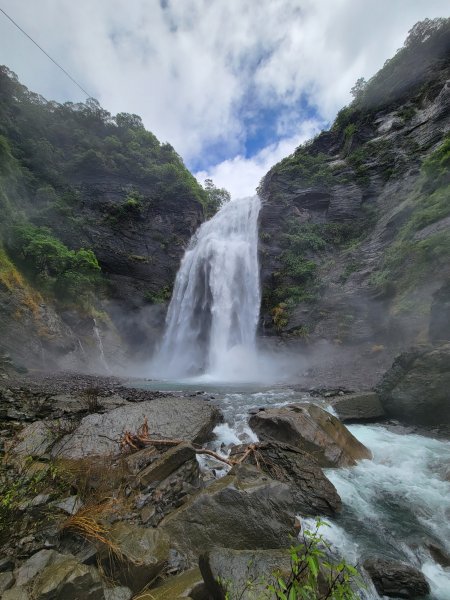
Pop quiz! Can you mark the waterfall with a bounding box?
[153,195,261,380]
[92,318,111,374]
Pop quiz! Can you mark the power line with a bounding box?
[0,6,91,98]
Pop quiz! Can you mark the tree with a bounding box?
[203,178,231,218]
[350,77,367,101]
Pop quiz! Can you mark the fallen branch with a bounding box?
[118,418,262,469]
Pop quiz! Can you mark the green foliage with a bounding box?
[269,522,360,600]
[9,224,101,304]
[202,178,231,219]
[397,105,416,122]
[350,77,367,100]
[332,106,359,132]
[264,219,369,328]
[0,66,206,208]
[0,456,62,545]
[346,138,399,184]
[222,520,361,599]
[271,147,334,187]
[352,18,450,109]
[144,286,172,304]
[370,139,450,296]
[343,124,356,140]
[421,136,450,191]
[282,223,327,253]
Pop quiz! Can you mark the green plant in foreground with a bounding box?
[269,521,360,600]
[223,520,361,599]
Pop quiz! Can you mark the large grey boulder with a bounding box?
[199,547,291,600]
[161,464,298,560]
[376,343,450,433]
[6,421,57,466]
[52,397,222,458]
[249,403,371,467]
[230,441,341,516]
[329,392,385,423]
[363,558,430,598]
[14,550,67,587]
[98,522,170,593]
[31,555,104,599]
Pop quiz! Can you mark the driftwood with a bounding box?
[119,417,260,467]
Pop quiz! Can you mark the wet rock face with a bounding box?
[230,441,341,516]
[52,397,222,459]
[376,343,450,433]
[249,402,372,467]
[363,558,430,599]
[257,36,450,355]
[429,281,450,342]
[329,392,385,423]
[161,464,299,560]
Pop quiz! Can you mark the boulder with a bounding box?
[0,557,15,572]
[199,547,291,600]
[329,392,385,423]
[136,442,196,488]
[134,447,202,527]
[14,549,67,587]
[249,403,371,467]
[32,555,104,599]
[142,568,206,599]
[103,586,133,600]
[230,441,341,516]
[52,397,222,459]
[377,343,450,433]
[161,464,298,560]
[363,558,430,598]
[0,571,14,593]
[6,421,57,465]
[2,586,30,599]
[98,522,170,593]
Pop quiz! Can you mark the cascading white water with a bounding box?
[152,195,261,380]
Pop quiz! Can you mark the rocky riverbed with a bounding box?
[1,346,448,599]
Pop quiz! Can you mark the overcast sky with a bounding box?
[1,1,448,197]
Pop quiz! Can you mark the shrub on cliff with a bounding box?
[9,224,102,304]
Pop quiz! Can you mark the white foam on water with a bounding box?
[324,425,450,599]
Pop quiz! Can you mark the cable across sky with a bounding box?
[0,6,91,98]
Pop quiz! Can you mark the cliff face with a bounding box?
[258,19,450,364]
[0,68,205,371]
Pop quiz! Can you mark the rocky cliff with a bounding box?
[0,68,206,371]
[258,19,450,371]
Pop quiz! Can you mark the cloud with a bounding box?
[195,118,324,198]
[0,0,448,190]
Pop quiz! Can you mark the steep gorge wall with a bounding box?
[0,68,205,371]
[258,19,450,367]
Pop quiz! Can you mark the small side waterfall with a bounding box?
[93,318,111,374]
[153,195,261,380]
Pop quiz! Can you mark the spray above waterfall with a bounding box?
[152,195,261,380]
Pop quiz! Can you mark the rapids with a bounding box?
[202,387,450,599]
